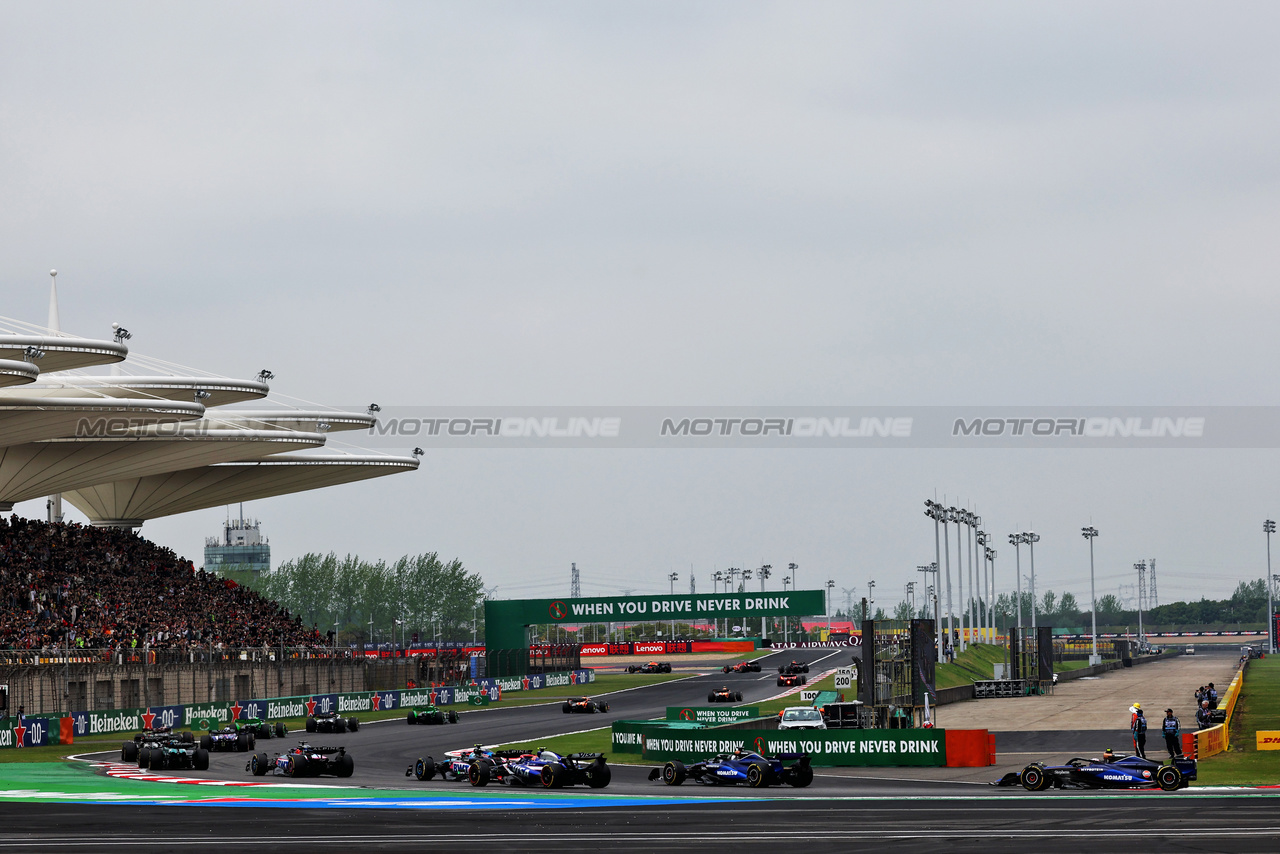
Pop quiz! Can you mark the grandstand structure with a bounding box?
[0,279,418,527]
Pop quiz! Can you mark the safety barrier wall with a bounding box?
[637,727,951,767]
[1191,659,1246,759]
[0,669,596,749]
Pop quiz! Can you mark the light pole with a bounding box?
[975,530,988,642]
[942,507,955,656]
[758,564,771,638]
[712,570,724,636]
[826,579,836,635]
[867,580,876,621]
[952,507,967,651]
[1008,533,1024,630]
[1134,561,1147,646]
[1267,521,1276,655]
[918,562,941,661]
[669,572,679,640]
[1025,532,1041,630]
[925,499,945,660]
[782,575,791,642]
[967,514,981,646]
[906,581,916,615]
[985,547,997,640]
[1082,526,1100,664]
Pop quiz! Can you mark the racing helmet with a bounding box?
[1133,702,1141,710]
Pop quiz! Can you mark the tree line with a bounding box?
[221,552,486,644]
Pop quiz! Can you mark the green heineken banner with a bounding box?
[639,728,947,767]
[666,706,759,724]
[487,590,826,649]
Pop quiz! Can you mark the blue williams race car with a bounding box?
[993,752,1196,791]
[649,749,813,788]
[200,728,256,752]
[248,742,354,778]
[407,745,508,785]
[497,749,611,789]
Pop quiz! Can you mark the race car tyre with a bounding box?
[723,666,731,674]
[563,703,573,713]
[194,749,210,771]
[275,723,287,738]
[286,754,303,777]
[588,704,597,713]
[181,731,194,744]
[586,760,611,789]
[335,718,347,734]
[469,759,493,787]
[237,732,249,752]
[598,702,610,713]
[306,717,317,733]
[540,762,564,789]
[122,741,138,762]
[448,711,459,724]
[628,666,637,673]
[138,748,150,769]
[1157,766,1182,791]
[251,753,269,776]
[1019,763,1049,792]
[662,761,687,786]
[708,693,716,703]
[151,751,167,771]
[407,711,417,725]
[788,765,814,788]
[336,753,354,778]
[199,734,212,751]
[777,679,786,687]
[800,676,807,685]
[414,757,436,781]
[248,733,256,750]
[801,665,809,673]
[751,664,760,672]
[746,762,770,788]
[662,664,671,673]
[734,692,743,702]
[348,718,360,732]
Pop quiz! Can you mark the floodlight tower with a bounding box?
[1268,520,1277,655]
[1008,533,1025,630]
[1081,527,1100,664]
[1025,532,1041,630]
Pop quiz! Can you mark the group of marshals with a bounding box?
[1128,703,1184,760]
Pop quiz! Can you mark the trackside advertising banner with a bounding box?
[666,707,759,724]
[34,669,595,749]
[639,728,947,767]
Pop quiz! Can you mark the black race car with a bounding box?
[708,686,743,703]
[649,749,813,788]
[723,661,761,674]
[306,711,360,733]
[779,660,810,674]
[130,735,210,771]
[199,728,256,752]
[777,671,807,687]
[407,706,460,725]
[249,742,354,778]
[627,661,672,674]
[993,752,1196,791]
[562,697,610,714]
[122,727,193,761]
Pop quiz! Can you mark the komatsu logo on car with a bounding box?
[1102,774,1130,780]
[716,769,738,776]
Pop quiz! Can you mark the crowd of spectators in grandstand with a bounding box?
[0,516,322,650]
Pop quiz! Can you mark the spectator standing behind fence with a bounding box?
[1130,703,1147,758]
[1162,708,1182,758]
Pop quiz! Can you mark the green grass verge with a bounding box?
[936,644,1008,689]
[1196,658,1280,786]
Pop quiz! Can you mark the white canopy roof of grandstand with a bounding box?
[0,429,327,510]
[0,359,40,388]
[196,409,378,434]
[0,397,206,448]
[0,335,128,373]
[64,452,421,526]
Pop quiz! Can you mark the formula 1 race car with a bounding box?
[627,661,672,674]
[562,697,610,714]
[406,745,514,784]
[407,706,460,725]
[122,727,193,760]
[199,728,256,752]
[708,686,743,703]
[778,660,810,674]
[496,750,612,789]
[248,742,354,778]
[234,717,288,739]
[993,753,1197,791]
[723,661,761,674]
[306,711,360,733]
[777,671,808,687]
[140,736,211,771]
[649,749,813,788]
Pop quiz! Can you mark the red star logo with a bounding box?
[521,677,530,690]
[13,723,26,748]
[371,694,381,710]
[141,710,156,730]
[305,698,317,716]
[429,691,438,705]
[230,702,243,721]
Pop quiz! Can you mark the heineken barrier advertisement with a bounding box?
[9,669,595,749]
[637,727,948,767]
[666,707,760,724]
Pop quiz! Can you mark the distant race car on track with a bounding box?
[200,727,256,753]
[407,745,504,784]
[708,686,743,703]
[649,749,813,788]
[776,671,808,688]
[249,742,354,778]
[778,660,810,674]
[563,696,610,713]
[406,706,459,725]
[993,752,1196,791]
[627,661,672,674]
[723,661,761,674]
[306,711,360,733]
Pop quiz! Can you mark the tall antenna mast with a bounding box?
[570,562,581,598]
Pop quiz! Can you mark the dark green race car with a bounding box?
[407,706,460,725]
[232,717,288,739]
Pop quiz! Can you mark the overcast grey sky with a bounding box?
[4,2,1280,611]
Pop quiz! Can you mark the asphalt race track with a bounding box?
[17,647,1280,852]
